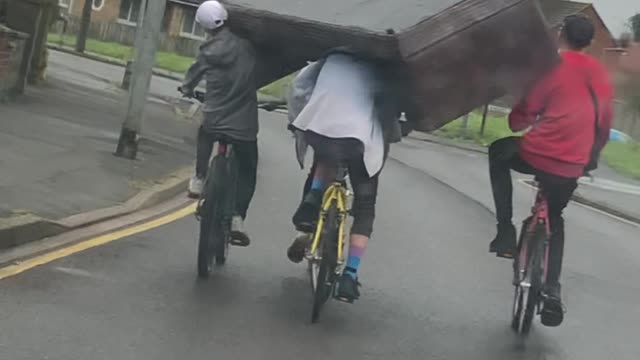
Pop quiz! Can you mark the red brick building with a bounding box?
[539,0,616,59]
[56,0,207,55]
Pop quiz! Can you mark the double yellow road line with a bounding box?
[0,203,197,281]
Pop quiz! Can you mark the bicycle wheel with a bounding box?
[511,221,546,335]
[197,156,226,277]
[215,151,237,265]
[310,201,339,323]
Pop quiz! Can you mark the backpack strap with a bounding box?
[585,81,601,172]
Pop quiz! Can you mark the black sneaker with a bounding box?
[292,190,323,232]
[335,274,360,303]
[489,223,517,259]
[541,283,565,327]
[287,233,311,263]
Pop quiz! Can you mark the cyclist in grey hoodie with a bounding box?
[180,0,258,246]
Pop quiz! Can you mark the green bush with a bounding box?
[602,141,640,180]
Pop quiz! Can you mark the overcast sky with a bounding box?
[590,0,640,36]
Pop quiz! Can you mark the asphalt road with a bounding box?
[1,113,639,359]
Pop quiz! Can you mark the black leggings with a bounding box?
[196,126,258,219]
[489,136,578,284]
[301,132,383,237]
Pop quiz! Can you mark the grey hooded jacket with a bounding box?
[182,27,259,141]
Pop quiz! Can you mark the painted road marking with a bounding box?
[517,179,640,228]
[0,203,196,281]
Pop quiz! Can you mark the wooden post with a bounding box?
[461,112,470,136]
[480,103,489,135]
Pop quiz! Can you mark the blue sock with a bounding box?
[311,178,323,191]
[345,244,365,279]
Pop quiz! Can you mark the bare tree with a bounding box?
[630,13,640,42]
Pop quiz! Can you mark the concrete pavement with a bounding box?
[0,112,639,359]
[0,52,198,247]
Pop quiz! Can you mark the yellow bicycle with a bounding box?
[306,166,352,323]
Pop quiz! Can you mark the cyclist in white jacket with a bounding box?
[286,50,406,302]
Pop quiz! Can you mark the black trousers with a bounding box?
[489,137,578,285]
[196,126,258,219]
[301,132,382,237]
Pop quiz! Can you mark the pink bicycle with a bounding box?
[511,177,558,335]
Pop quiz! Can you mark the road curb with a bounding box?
[0,167,192,250]
[520,180,640,226]
[409,135,640,225]
[411,133,640,225]
[47,44,184,82]
[48,45,288,104]
[571,193,640,225]
[0,214,66,250]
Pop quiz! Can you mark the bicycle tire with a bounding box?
[215,151,238,265]
[511,221,546,335]
[311,201,339,323]
[197,155,226,277]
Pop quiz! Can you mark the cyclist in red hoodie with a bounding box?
[488,14,614,326]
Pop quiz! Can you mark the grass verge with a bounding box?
[601,141,640,180]
[48,32,292,97]
[433,112,517,146]
[48,33,193,73]
[435,113,640,180]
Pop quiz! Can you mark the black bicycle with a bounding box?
[179,88,239,278]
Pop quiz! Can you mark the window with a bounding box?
[58,0,71,8]
[118,0,141,24]
[180,8,206,39]
[92,0,104,11]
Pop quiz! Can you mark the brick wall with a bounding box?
[580,6,617,59]
[55,12,201,57]
[548,7,617,60]
[55,2,201,57]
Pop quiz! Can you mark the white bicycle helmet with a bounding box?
[195,1,228,30]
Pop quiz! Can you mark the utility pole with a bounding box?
[122,0,147,90]
[115,0,166,159]
[75,0,92,53]
[132,0,147,56]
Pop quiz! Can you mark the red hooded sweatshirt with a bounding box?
[509,51,614,178]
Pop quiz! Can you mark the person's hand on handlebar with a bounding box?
[177,86,194,98]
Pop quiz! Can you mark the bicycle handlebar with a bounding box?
[178,87,286,112]
[177,86,205,103]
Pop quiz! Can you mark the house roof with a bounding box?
[170,0,481,33]
[538,0,615,43]
[538,0,591,28]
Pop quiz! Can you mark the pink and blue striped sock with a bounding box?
[345,244,366,279]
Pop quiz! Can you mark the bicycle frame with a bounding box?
[517,185,551,285]
[196,141,233,214]
[512,182,554,334]
[308,177,349,270]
